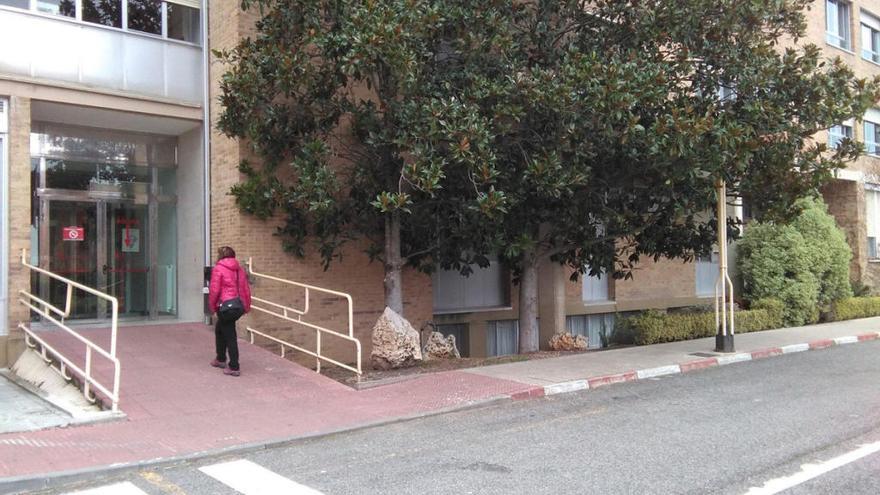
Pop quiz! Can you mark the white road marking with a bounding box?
[744,441,880,495]
[62,482,148,495]
[833,336,858,345]
[200,459,325,495]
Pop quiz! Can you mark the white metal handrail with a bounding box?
[245,258,362,377]
[17,249,121,412]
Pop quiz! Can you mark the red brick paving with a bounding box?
[0,323,532,479]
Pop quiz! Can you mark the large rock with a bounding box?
[423,331,461,360]
[548,332,588,351]
[371,307,423,370]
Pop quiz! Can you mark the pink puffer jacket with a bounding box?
[208,257,252,314]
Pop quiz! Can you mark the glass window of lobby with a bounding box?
[0,0,200,44]
[30,123,179,320]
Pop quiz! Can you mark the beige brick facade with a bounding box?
[3,96,31,367]
[207,4,432,366]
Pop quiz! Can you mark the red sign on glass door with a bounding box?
[62,226,85,241]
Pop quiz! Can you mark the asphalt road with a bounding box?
[30,340,880,495]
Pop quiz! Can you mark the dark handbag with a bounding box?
[218,297,244,322]
[217,269,245,322]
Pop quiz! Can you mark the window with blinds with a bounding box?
[862,10,880,63]
[867,187,880,259]
[486,320,518,357]
[864,109,880,156]
[827,0,852,50]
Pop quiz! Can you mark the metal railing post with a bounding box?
[245,258,362,377]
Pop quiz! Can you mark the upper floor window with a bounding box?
[829,122,853,149]
[862,11,880,63]
[0,0,200,45]
[866,186,880,259]
[36,0,73,17]
[0,0,29,9]
[865,110,880,155]
[827,0,852,50]
[582,271,610,303]
[83,0,121,28]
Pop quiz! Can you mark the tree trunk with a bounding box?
[384,210,404,316]
[518,248,540,353]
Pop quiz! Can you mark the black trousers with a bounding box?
[215,317,240,370]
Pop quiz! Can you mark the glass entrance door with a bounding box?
[31,124,179,321]
[104,202,150,317]
[46,200,100,319]
[42,199,151,320]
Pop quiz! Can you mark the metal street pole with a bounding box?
[715,179,735,352]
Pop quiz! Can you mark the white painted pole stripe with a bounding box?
[717,353,752,365]
[63,482,149,495]
[833,336,858,345]
[744,441,880,495]
[636,365,681,379]
[544,380,588,395]
[200,459,325,495]
[780,343,809,354]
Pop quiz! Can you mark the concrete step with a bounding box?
[6,349,122,426]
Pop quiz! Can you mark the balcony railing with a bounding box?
[0,7,202,104]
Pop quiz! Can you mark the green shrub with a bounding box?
[738,197,851,327]
[627,300,784,345]
[790,197,853,306]
[833,297,880,320]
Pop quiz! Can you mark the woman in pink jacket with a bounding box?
[208,246,252,376]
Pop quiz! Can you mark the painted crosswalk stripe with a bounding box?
[200,459,325,495]
[62,481,149,495]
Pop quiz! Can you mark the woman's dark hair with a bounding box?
[217,246,236,260]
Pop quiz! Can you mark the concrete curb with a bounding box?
[506,331,880,402]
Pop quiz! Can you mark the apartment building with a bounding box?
[0,0,208,366]
[2,1,876,369]
[818,0,880,290]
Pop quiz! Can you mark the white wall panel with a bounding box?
[0,8,202,104]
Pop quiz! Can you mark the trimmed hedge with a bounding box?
[833,297,880,321]
[626,298,784,345]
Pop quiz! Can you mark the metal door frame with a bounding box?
[35,157,160,321]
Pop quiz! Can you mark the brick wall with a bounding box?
[4,96,30,366]
[821,179,866,284]
[208,2,433,368]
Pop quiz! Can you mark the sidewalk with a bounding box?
[1,317,878,492]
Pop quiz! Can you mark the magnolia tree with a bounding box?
[218,0,879,352]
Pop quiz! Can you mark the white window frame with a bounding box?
[0,97,8,337]
[582,270,610,303]
[829,120,854,149]
[827,0,853,50]
[862,10,880,63]
[1,0,202,46]
[864,109,880,156]
[866,185,880,259]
